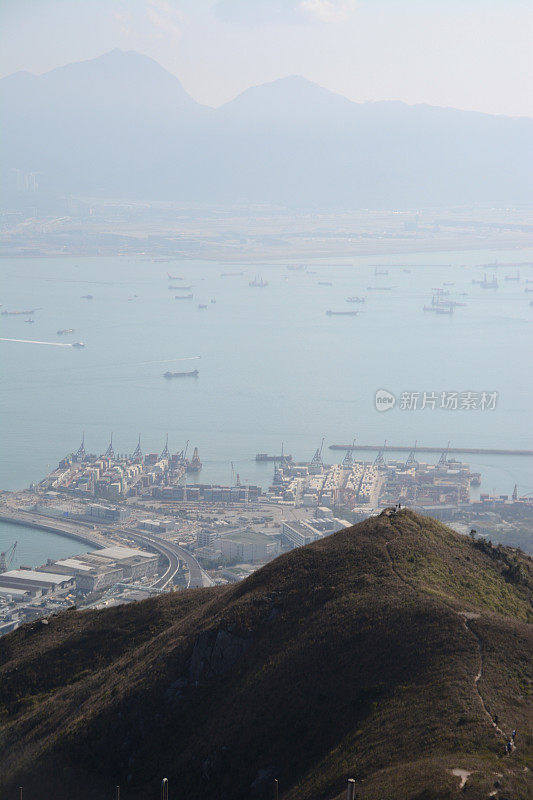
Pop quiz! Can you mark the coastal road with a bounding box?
[0,507,213,592]
[113,527,214,590]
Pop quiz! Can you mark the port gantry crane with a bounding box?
[0,541,17,573]
[75,432,86,460]
[342,437,356,468]
[160,434,171,461]
[438,441,451,467]
[405,440,418,468]
[374,439,388,467]
[104,433,115,460]
[311,437,325,467]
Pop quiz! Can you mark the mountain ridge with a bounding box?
[2,50,532,207]
[0,509,531,800]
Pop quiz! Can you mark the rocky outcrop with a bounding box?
[189,628,251,684]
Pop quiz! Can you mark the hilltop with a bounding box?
[0,510,531,800]
[2,50,532,207]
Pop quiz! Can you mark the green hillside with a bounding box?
[0,509,531,800]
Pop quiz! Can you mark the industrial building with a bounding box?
[220,531,280,564]
[38,546,159,594]
[280,518,349,550]
[0,569,75,597]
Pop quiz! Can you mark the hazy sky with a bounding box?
[2,0,532,117]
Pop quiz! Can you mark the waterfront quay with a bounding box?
[1,435,532,636]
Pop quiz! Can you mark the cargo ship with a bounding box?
[163,369,199,378]
[326,310,358,316]
[249,276,268,287]
[472,274,498,289]
[185,447,202,472]
[256,453,293,462]
[1,308,40,316]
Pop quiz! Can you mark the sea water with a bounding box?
[1,248,532,508]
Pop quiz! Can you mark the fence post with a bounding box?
[347,778,356,800]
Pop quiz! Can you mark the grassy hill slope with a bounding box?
[0,510,531,800]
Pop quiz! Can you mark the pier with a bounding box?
[329,444,533,457]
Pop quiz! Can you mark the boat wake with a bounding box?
[0,338,74,347]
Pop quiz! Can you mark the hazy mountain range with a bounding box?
[2,49,532,208]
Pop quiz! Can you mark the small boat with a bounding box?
[367,286,392,291]
[374,268,388,276]
[346,296,366,304]
[57,329,74,335]
[81,294,93,300]
[318,281,332,286]
[174,294,193,300]
[163,369,199,378]
[472,274,498,289]
[221,271,244,277]
[169,285,192,290]
[1,308,40,316]
[249,276,268,287]
[25,318,35,324]
[326,310,358,316]
[286,264,306,271]
[443,282,454,286]
[72,342,85,348]
[198,304,207,309]
[403,269,411,273]
[167,273,183,280]
[435,306,453,315]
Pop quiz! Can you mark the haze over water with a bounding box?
[1,248,532,500]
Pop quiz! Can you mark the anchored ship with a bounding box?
[163,369,199,378]
[1,308,40,316]
[249,276,268,287]
[472,274,498,289]
[185,447,202,472]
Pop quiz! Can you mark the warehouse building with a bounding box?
[0,569,75,596]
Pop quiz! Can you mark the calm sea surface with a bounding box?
[0,520,96,570]
[1,248,532,532]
